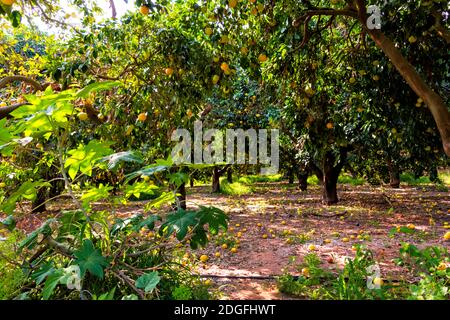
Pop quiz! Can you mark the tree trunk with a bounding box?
[190,178,194,188]
[323,172,339,205]
[320,149,347,205]
[387,160,400,188]
[363,23,450,156]
[297,172,308,191]
[287,168,294,184]
[227,167,233,183]
[429,166,439,182]
[212,167,221,193]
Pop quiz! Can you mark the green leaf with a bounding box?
[133,215,161,232]
[197,206,229,235]
[145,191,175,210]
[135,272,160,293]
[31,262,55,285]
[19,219,56,250]
[76,81,122,98]
[110,214,142,235]
[100,151,144,170]
[159,210,198,241]
[42,270,64,300]
[74,239,109,279]
[0,118,14,146]
[168,172,189,187]
[0,215,16,231]
[10,10,22,28]
[121,294,138,300]
[190,227,208,249]
[80,184,113,208]
[65,140,113,180]
[0,180,51,215]
[125,164,170,182]
[96,288,116,300]
[124,181,159,200]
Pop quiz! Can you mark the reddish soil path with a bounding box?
[4,181,449,300]
[186,183,450,299]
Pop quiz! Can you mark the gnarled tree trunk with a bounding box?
[323,171,339,205]
[227,167,233,183]
[387,160,401,188]
[212,167,221,193]
[297,171,308,191]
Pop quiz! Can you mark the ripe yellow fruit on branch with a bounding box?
[228,0,238,8]
[0,0,15,5]
[205,27,213,36]
[258,53,268,63]
[408,35,417,43]
[140,5,150,15]
[137,112,147,122]
[0,182,6,188]
[221,243,228,249]
[212,74,220,85]
[220,62,229,71]
[200,255,209,262]
[326,122,334,129]
[230,247,238,253]
[219,35,229,44]
[240,47,249,55]
[308,244,316,251]
[305,86,315,97]
[77,112,88,121]
[165,67,174,76]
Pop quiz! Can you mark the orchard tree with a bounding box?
[270,0,450,155]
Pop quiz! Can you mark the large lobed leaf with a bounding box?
[74,239,109,279]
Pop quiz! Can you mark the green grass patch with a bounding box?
[237,174,282,184]
[0,232,25,300]
[438,171,450,185]
[307,175,320,185]
[338,174,365,186]
[400,172,432,185]
[220,177,253,195]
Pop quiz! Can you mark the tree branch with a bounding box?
[0,103,30,120]
[0,75,45,91]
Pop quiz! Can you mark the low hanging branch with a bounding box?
[0,75,50,120]
[0,75,46,91]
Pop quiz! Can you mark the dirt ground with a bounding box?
[187,182,450,299]
[6,181,450,300]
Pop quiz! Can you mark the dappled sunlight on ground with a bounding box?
[186,182,449,299]
[5,181,449,300]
